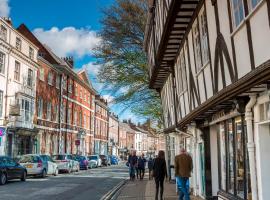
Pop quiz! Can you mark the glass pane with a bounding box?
[219,122,226,190]
[235,117,245,198]
[228,120,235,194]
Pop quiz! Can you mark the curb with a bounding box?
[100,179,128,200]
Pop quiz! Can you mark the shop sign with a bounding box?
[75,139,80,146]
[0,127,6,137]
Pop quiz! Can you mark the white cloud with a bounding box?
[82,62,101,76]
[33,26,101,58]
[0,0,10,17]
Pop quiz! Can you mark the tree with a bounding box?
[95,0,163,127]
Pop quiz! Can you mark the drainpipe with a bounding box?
[245,95,258,200]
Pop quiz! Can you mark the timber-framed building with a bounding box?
[144,0,270,199]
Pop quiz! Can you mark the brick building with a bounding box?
[94,95,108,155]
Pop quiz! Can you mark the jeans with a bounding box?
[138,168,145,179]
[176,177,190,200]
[129,166,135,179]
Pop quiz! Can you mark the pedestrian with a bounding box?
[148,157,154,180]
[138,153,147,180]
[153,150,167,200]
[128,151,138,181]
[175,148,193,200]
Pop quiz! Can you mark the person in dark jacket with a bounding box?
[153,150,167,200]
[148,157,154,180]
[138,153,147,180]
[128,151,138,181]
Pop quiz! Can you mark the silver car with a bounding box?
[19,154,47,178]
[52,154,79,173]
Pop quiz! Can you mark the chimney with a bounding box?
[3,17,12,26]
[63,56,74,68]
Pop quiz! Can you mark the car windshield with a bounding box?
[74,156,83,161]
[20,155,39,163]
[52,155,66,160]
[88,156,97,160]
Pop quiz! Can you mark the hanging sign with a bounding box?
[0,127,6,137]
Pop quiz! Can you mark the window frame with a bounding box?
[37,97,43,118]
[0,25,7,41]
[0,90,3,117]
[231,0,245,29]
[0,52,5,75]
[29,46,34,59]
[27,68,33,88]
[48,71,54,86]
[15,37,22,51]
[39,68,45,81]
[46,101,52,121]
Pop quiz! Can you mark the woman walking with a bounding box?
[153,150,167,200]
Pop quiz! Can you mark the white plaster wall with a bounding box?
[198,73,206,103]
[204,65,213,98]
[249,2,270,67]
[234,26,252,79]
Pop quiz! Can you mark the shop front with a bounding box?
[208,110,252,200]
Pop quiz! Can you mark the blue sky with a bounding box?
[1,0,144,123]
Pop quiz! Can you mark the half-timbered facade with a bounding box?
[145,0,270,199]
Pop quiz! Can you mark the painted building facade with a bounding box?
[0,18,39,157]
[144,0,270,199]
[108,112,119,156]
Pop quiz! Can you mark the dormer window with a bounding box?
[0,25,7,41]
[16,37,21,51]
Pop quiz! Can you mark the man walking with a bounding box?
[175,148,193,200]
[128,151,138,181]
[138,153,147,180]
[148,157,154,180]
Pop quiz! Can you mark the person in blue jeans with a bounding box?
[175,148,193,200]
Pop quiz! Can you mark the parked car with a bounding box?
[18,154,47,178]
[0,156,27,185]
[99,155,111,166]
[87,155,102,168]
[52,154,79,173]
[40,155,58,176]
[74,155,89,170]
[110,155,119,165]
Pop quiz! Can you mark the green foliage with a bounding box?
[95,0,163,126]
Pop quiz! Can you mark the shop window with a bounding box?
[218,117,251,199]
[231,0,245,28]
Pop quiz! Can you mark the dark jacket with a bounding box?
[128,155,138,167]
[138,157,146,169]
[148,158,154,170]
[175,153,193,177]
[153,158,167,179]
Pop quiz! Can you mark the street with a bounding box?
[0,164,128,200]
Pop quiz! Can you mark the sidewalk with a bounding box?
[116,178,202,200]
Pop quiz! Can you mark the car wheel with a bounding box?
[0,173,7,185]
[54,168,58,176]
[21,171,26,181]
[41,169,47,178]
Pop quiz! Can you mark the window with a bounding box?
[193,22,202,71]
[79,111,82,126]
[80,89,82,99]
[16,37,21,50]
[88,96,90,104]
[67,107,72,124]
[48,71,53,86]
[68,80,73,93]
[199,9,209,66]
[0,52,5,74]
[62,104,66,123]
[249,0,262,10]
[74,110,77,126]
[231,0,245,28]
[62,76,67,90]
[39,68,44,81]
[84,92,87,102]
[29,47,34,59]
[0,91,3,117]
[14,61,20,81]
[56,75,60,89]
[47,102,52,121]
[218,117,251,199]
[27,69,33,87]
[75,84,78,96]
[21,99,32,122]
[37,97,43,118]
[54,105,59,122]
[0,25,7,41]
